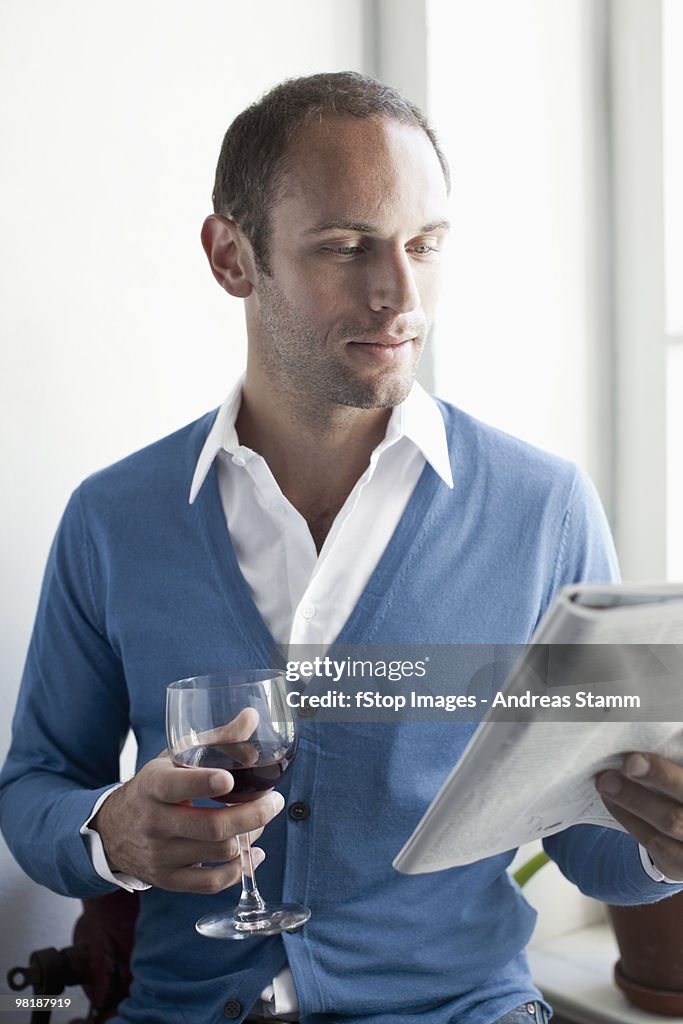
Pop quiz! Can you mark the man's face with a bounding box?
[247,115,450,410]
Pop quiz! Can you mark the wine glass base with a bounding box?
[196,902,311,940]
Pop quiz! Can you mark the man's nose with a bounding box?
[368,250,420,315]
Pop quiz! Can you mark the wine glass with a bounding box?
[166,669,311,939]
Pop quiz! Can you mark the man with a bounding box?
[1,71,683,1024]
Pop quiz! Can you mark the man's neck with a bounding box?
[236,381,392,552]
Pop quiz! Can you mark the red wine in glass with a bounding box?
[173,738,297,802]
[166,670,310,939]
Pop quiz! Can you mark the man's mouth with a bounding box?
[357,335,413,346]
[347,335,415,358]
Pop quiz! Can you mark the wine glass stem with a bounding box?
[236,831,266,916]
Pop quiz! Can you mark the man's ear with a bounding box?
[200,214,255,298]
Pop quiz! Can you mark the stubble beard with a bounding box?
[255,274,423,411]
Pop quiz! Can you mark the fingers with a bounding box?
[170,793,284,842]
[596,752,683,880]
[169,826,265,867]
[147,753,235,804]
[164,847,266,895]
[91,754,285,890]
[596,753,683,821]
[197,707,261,745]
[218,740,260,768]
[621,752,683,800]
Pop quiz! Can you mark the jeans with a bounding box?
[494,1002,549,1024]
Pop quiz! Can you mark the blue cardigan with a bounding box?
[0,401,674,1024]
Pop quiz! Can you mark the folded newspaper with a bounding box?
[393,582,683,875]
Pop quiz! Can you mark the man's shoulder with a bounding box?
[434,397,579,488]
[77,409,218,512]
[433,397,617,584]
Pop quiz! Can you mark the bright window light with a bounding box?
[664,0,683,579]
[667,346,683,579]
[664,0,683,335]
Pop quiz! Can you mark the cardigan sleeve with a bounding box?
[0,486,130,897]
[544,825,683,904]
[535,466,620,632]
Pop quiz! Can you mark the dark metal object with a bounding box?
[7,890,139,1024]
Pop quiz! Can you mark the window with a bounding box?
[380,0,677,579]
[664,0,683,579]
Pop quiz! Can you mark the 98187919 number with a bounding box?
[11,997,71,1009]
[0,992,76,1012]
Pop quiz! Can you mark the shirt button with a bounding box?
[288,801,310,821]
[222,999,242,1019]
[300,603,316,619]
[231,454,247,467]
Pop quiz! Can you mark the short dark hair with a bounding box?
[212,71,450,273]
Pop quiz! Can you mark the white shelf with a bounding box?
[528,923,683,1024]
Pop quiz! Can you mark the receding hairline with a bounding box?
[270,113,451,227]
[279,109,450,185]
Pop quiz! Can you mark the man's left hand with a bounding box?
[597,753,683,880]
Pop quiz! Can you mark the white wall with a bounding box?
[0,2,367,1017]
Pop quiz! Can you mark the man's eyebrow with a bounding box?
[302,220,377,236]
[418,220,451,233]
[302,218,451,236]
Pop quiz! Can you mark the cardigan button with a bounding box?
[288,801,310,821]
[222,998,242,1019]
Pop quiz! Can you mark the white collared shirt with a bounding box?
[189,378,453,647]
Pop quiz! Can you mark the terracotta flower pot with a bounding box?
[608,891,683,1016]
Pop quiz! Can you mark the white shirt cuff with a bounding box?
[639,842,683,884]
[80,785,151,893]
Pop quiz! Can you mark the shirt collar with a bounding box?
[189,376,244,504]
[393,381,454,489]
[188,378,453,505]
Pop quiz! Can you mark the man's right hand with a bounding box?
[91,753,285,893]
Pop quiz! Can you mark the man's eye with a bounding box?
[325,245,364,256]
[411,244,438,255]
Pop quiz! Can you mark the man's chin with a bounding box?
[337,339,423,408]
[330,372,416,410]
